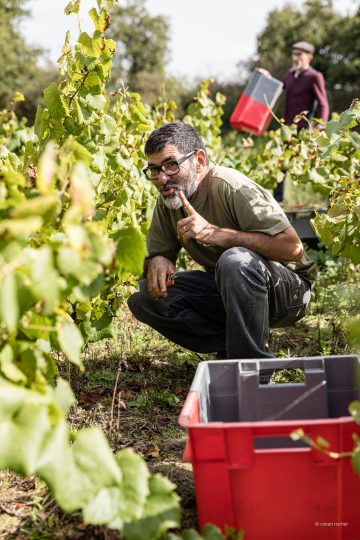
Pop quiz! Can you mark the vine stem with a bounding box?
[68,70,89,108]
[293,430,353,459]
[110,349,123,435]
[264,94,283,126]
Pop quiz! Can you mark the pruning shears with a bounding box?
[166,272,176,287]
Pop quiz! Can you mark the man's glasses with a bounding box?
[143,150,195,181]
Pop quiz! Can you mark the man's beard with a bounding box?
[159,168,199,209]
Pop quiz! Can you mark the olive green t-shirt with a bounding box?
[145,163,316,283]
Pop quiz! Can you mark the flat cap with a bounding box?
[292,41,315,54]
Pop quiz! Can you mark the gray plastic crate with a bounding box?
[190,355,360,448]
[244,70,283,109]
[285,207,327,241]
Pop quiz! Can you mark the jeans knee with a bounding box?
[216,247,257,274]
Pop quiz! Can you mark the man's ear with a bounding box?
[195,149,207,172]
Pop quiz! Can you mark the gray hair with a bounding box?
[144,122,209,165]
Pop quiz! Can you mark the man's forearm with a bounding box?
[202,225,303,262]
[177,202,303,262]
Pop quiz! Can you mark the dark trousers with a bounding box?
[127,247,311,359]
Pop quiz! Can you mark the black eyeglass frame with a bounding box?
[142,150,196,181]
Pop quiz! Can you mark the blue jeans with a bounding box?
[127,247,311,359]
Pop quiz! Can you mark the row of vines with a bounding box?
[0,0,359,537]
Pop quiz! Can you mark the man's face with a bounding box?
[146,144,200,209]
[292,49,312,71]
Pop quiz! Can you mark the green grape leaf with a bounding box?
[11,195,58,221]
[180,530,202,540]
[123,474,180,540]
[20,314,54,341]
[79,313,113,342]
[83,72,103,93]
[92,30,104,57]
[89,8,110,32]
[92,149,107,173]
[58,247,101,285]
[76,273,105,301]
[31,247,59,315]
[83,448,150,526]
[87,230,114,265]
[0,381,51,475]
[325,109,358,137]
[53,378,75,415]
[64,117,82,136]
[58,31,72,75]
[0,345,27,383]
[85,93,107,111]
[65,0,80,15]
[342,245,360,264]
[78,32,103,57]
[3,169,26,187]
[38,423,123,512]
[44,83,69,119]
[347,319,360,346]
[57,317,84,368]
[97,0,117,10]
[349,401,360,425]
[83,486,125,527]
[103,115,117,137]
[116,449,150,519]
[200,524,225,540]
[0,217,43,239]
[113,228,147,276]
[71,140,93,165]
[351,446,360,476]
[308,169,327,185]
[34,105,46,140]
[0,272,19,333]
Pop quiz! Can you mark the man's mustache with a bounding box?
[159,183,180,192]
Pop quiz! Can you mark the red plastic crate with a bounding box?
[178,357,360,540]
[230,71,283,136]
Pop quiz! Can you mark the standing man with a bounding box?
[259,41,330,200]
[282,41,329,130]
[128,122,315,359]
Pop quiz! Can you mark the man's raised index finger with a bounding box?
[178,191,195,215]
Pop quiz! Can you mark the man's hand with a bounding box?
[256,67,271,78]
[147,256,175,300]
[177,191,215,244]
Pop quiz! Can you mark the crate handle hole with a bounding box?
[259,368,305,385]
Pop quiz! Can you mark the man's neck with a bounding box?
[293,65,310,76]
[190,165,210,200]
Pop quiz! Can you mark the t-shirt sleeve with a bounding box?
[220,179,291,236]
[145,200,181,264]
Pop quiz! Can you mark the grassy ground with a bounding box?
[0,255,359,539]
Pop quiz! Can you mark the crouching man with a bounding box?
[128,122,315,359]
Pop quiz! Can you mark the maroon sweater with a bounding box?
[282,67,329,128]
